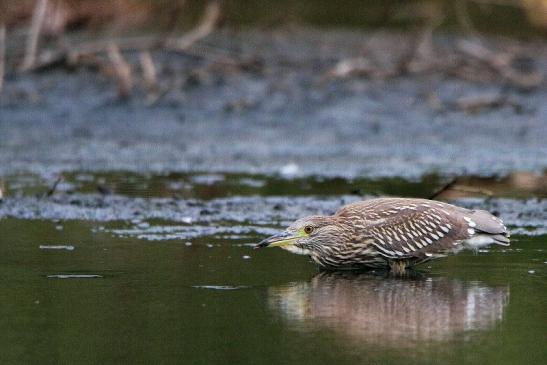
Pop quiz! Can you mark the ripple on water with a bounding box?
[47,274,103,279]
[39,245,75,251]
[192,285,250,290]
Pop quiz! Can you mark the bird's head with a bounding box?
[255,215,342,255]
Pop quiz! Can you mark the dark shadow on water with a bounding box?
[268,271,509,347]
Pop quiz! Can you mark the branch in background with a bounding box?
[429,177,458,200]
[21,0,48,71]
[452,93,524,113]
[408,19,442,72]
[26,1,222,73]
[45,175,63,197]
[451,185,494,196]
[140,51,157,87]
[429,178,495,199]
[139,51,161,104]
[395,3,446,74]
[457,40,544,89]
[0,23,5,94]
[16,1,221,98]
[165,1,220,51]
[327,57,385,79]
[107,43,133,99]
[329,9,444,81]
[395,32,425,75]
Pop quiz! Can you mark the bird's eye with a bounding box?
[304,225,314,234]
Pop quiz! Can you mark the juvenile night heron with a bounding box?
[256,198,509,272]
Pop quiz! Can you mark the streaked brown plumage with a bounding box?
[256,198,510,272]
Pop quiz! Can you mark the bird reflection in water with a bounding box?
[268,272,509,347]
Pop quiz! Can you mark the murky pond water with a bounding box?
[0,172,545,364]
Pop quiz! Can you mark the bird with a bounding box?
[256,198,510,273]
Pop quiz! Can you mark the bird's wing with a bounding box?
[336,198,470,259]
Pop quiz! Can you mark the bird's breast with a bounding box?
[280,245,312,256]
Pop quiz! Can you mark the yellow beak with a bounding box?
[255,231,301,248]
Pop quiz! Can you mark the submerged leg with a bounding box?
[388,260,409,275]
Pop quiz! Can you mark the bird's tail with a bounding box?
[468,210,510,246]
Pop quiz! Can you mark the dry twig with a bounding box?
[457,40,544,89]
[139,51,157,88]
[165,1,221,51]
[45,175,63,197]
[451,185,494,196]
[139,51,160,103]
[453,93,524,113]
[107,43,133,98]
[328,57,382,79]
[429,177,458,200]
[21,0,48,71]
[25,1,222,72]
[329,14,444,81]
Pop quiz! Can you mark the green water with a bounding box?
[0,173,546,364]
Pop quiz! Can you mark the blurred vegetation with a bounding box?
[0,0,546,37]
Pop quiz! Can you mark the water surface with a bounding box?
[0,173,545,364]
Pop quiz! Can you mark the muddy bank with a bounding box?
[0,193,545,237]
[1,29,546,179]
